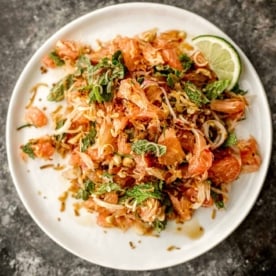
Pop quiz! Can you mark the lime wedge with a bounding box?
[192,35,241,90]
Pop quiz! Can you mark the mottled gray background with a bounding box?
[1,0,275,275]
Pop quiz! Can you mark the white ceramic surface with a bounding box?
[6,3,272,270]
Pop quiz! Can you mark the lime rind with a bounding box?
[192,35,241,90]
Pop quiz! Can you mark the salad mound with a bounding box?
[19,29,261,234]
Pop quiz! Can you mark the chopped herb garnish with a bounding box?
[55,119,66,130]
[48,51,65,67]
[89,172,125,195]
[154,65,181,88]
[231,83,247,95]
[179,53,193,72]
[211,190,225,209]
[224,132,238,147]
[184,82,209,106]
[75,55,92,76]
[102,172,113,181]
[131,139,166,157]
[80,122,97,152]
[48,74,74,102]
[111,50,126,79]
[204,79,230,100]
[76,179,95,200]
[154,64,175,76]
[96,182,124,195]
[124,182,163,205]
[87,50,126,103]
[21,142,35,159]
[167,73,179,88]
[153,219,167,233]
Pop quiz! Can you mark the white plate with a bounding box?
[6,2,272,271]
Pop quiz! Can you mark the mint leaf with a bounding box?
[204,80,230,100]
[124,182,163,205]
[87,51,126,103]
[184,82,209,106]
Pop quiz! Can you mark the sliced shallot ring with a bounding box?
[202,120,227,149]
[192,50,208,67]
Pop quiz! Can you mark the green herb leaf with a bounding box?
[96,182,124,195]
[154,64,175,76]
[224,132,238,147]
[48,74,74,102]
[204,79,230,100]
[76,55,92,71]
[21,142,35,159]
[80,122,97,152]
[167,73,179,88]
[48,51,65,67]
[179,53,193,72]
[76,55,95,86]
[55,119,66,130]
[112,50,123,64]
[124,182,163,205]
[87,51,126,104]
[231,83,247,95]
[102,172,113,181]
[184,82,209,106]
[76,179,95,200]
[131,139,166,157]
[88,85,103,103]
[153,219,167,233]
[211,190,225,209]
[153,64,184,88]
[111,50,126,78]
